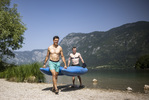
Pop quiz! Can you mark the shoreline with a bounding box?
[0,79,149,100]
[45,74,149,94]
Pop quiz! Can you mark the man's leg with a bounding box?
[51,70,58,90]
[55,72,59,87]
[55,72,59,94]
[77,76,82,86]
[72,76,75,87]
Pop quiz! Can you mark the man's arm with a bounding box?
[43,48,50,68]
[79,53,84,63]
[79,53,87,68]
[60,47,67,69]
[68,55,71,67]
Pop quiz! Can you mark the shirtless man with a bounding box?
[68,47,86,88]
[43,36,67,94]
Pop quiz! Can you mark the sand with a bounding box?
[0,79,148,100]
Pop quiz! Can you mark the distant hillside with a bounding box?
[5,49,47,65]
[5,21,149,68]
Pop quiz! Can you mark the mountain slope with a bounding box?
[5,49,47,65]
[5,21,149,68]
[60,21,149,67]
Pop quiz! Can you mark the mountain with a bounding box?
[5,21,149,68]
[5,49,47,65]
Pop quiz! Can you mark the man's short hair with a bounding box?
[72,47,76,50]
[53,36,59,40]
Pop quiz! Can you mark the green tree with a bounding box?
[135,55,149,69]
[0,0,27,71]
[0,0,27,59]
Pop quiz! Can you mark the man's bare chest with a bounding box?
[50,48,60,54]
[70,54,79,59]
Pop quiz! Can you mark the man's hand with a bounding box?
[82,63,87,68]
[64,65,67,69]
[42,65,46,68]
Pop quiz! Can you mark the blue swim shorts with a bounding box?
[49,60,60,72]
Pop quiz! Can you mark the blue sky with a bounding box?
[11,0,149,51]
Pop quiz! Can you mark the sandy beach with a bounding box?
[0,79,148,100]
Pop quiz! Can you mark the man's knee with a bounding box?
[77,76,81,79]
[53,73,59,78]
[52,72,56,77]
[52,74,56,78]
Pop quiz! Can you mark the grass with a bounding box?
[0,62,45,83]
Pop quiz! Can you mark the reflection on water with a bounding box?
[45,68,149,93]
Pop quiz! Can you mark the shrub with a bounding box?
[135,55,149,69]
[0,62,45,82]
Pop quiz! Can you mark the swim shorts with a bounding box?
[49,60,60,72]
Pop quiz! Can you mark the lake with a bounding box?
[45,68,149,93]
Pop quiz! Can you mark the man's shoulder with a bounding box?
[49,45,61,48]
[48,45,53,49]
[58,45,62,50]
[58,45,62,48]
[69,53,73,56]
[76,52,80,55]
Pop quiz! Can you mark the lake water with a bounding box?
[45,68,149,93]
